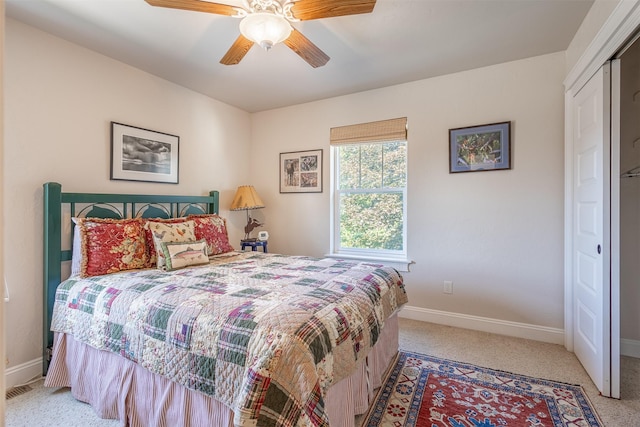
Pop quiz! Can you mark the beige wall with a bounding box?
[3,19,252,386]
[565,0,621,75]
[251,52,567,334]
[1,0,7,420]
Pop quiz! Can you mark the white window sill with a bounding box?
[324,253,414,272]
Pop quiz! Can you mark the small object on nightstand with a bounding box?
[241,240,268,253]
[258,231,269,241]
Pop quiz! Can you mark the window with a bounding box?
[330,118,407,261]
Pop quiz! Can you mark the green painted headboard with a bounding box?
[42,182,220,374]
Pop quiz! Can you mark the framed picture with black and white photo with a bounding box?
[280,149,323,193]
[110,122,179,184]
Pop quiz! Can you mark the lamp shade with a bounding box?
[239,12,292,51]
[230,185,265,211]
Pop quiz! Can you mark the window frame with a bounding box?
[330,140,408,262]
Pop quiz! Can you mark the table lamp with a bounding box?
[230,185,265,242]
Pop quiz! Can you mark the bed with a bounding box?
[42,182,408,426]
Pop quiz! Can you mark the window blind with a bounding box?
[330,117,407,145]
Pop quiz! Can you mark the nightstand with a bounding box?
[241,240,268,253]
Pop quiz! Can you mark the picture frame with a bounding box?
[110,122,179,184]
[280,149,323,193]
[449,121,511,173]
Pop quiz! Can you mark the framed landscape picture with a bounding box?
[111,122,179,184]
[280,149,323,193]
[449,121,511,173]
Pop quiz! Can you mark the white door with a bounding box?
[572,63,614,397]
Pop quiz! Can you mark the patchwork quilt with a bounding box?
[51,252,408,426]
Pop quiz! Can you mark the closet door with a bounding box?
[572,63,614,397]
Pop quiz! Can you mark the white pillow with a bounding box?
[71,218,81,276]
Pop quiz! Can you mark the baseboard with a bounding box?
[399,305,565,345]
[621,338,640,358]
[5,357,43,391]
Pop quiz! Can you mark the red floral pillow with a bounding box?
[77,218,148,277]
[187,214,235,255]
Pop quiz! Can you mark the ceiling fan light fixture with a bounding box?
[239,12,292,51]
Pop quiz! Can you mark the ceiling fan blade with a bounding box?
[284,28,329,68]
[291,0,376,20]
[220,35,255,65]
[145,0,239,16]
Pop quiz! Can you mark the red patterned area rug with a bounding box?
[363,351,603,427]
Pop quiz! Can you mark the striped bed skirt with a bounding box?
[44,313,399,426]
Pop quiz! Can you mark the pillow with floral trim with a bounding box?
[161,239,209,271]
[147,220,197,269]
[141,217,188,267]
[187,214,235,256]
[77,218,148,278]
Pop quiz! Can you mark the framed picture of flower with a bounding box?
[449,122,511,173]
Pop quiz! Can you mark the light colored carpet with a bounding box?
[6,317,640,426]
[398,318,640,427]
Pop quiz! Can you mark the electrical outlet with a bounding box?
[443,280,453,294]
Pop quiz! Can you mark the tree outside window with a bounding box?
[335,140,407,255]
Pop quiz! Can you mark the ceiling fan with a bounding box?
[145,0,377,68]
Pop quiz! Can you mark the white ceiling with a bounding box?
[6,0,594,113]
